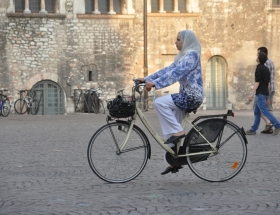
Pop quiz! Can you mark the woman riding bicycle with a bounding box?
[137,30,204,175]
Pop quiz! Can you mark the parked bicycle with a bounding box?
[87,79,248,183]
[116,89,133,101]
[0,89,12,117]
[14,90,39,115]
[90,88,105,114]
[74,89,105,114]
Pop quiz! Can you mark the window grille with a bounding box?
[151,0,159,12]
[151,0,188,13]
[85,0,123,14]
[85,0,94,13]
[15,0,25,12]
[273,0,280,6]
[164,0,173,12]
[114,0,121,13]
[46,0,56,13]
[14,0,58,13]
[83,0,135,17]
[178,0,187,12]
[29,0,41,13]
[99,0,109,13]
[206,56,227,109]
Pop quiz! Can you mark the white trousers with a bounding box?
[154,95,186,163]
[154,95,186,140]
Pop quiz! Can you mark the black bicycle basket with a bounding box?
[107,95,135,118]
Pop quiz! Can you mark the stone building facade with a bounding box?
[0,0,279,114]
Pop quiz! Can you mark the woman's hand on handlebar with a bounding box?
[145,82,155,91]
[137,78,145,83]
[134,78,154,91]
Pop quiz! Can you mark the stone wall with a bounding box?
[145,0,280,110]
[0,0,279,114]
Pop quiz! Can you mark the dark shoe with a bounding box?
[161,166,183,175]
[246,130,256,135]
[164,135,185,144]
[261,124,273,134]
[273,127,280,136]
[261,129,273,134]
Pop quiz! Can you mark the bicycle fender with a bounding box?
[226,120,248,144]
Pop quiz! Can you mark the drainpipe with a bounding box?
[143,0,148,109]
[144,0,147,77]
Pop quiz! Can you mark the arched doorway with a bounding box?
[205,56,227,109]
[32,80,65,115]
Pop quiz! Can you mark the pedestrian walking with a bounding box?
[256,47,276,134]
[246,52,280,136]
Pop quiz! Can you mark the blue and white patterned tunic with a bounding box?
[144,51,204,110]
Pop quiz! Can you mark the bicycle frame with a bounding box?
[115,85,218,159]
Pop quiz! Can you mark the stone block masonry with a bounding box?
[0,0,279,114]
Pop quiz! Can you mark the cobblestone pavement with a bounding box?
[0,110,280,215]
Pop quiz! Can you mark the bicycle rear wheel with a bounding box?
[1,100,11,117]
[87,121,149,183]
[30,99,39,115]
[99,100,105,114]
[186,118,247,182]
[14,99,28,114]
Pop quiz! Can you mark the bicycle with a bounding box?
[143,88,169,111]
[0,89,12,117]
[87,79,248,183]
[74,89,105,114]
[14,90,39,115]
[74,89,87,113]
[116,89,133,101]
[90,88,105,114]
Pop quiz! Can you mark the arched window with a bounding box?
[205,56,227,109]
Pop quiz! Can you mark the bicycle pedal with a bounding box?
[164,134,186,144]
[171,168,179,173]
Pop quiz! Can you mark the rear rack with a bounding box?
[192,110,234,124]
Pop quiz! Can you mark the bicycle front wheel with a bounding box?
[87,122,149,183]
[14,99,28,114]
[186,118,247,182]
[1,100,11,117]
[30,99,39,115]
[99,100,105,114]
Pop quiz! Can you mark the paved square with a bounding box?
[0,110,280,215]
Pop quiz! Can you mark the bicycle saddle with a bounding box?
[185,108,197,114]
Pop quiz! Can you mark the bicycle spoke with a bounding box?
[121,145,147,153]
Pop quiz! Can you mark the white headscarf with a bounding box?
[174,30,201,65]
